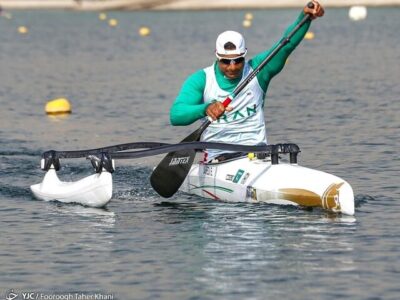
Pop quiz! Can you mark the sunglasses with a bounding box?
[218,56,245,65]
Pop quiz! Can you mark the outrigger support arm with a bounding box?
[44,142,169,159]
[87,152,115,173]
[40,142,168,171]
[41,150,61,171]
[271,143,301,165]
[39,142,301,172]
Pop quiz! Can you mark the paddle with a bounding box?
[150,3,314,198]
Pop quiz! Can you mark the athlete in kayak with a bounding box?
[170,1,324,162]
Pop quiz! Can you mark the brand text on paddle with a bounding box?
[169,156,190,166]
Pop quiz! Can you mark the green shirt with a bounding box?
[170,12,311,126]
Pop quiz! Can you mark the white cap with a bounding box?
[215,31,247,56]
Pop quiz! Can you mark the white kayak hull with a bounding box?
[30,168,112,208]
[180,157,354,215]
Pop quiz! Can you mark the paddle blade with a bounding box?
[150,149,196,197]
[150,121,210,197]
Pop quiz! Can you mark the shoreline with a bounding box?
[1,0,400,11]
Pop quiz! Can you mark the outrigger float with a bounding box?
[30,141,355,215]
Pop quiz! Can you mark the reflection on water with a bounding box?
[48,203,116,221]
[195,204,358,299]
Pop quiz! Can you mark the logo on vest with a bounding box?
[218,104,258,123]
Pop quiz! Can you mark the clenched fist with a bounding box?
[304,1,325,20]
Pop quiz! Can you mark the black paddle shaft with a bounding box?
[150,3,314,198]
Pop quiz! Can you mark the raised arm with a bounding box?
[251,1,324,91]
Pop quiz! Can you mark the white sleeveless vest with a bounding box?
[201,62,268,160]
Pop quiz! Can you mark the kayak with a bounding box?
[30,167,112,208]
[29,141,354,215]
[180,155,354,215]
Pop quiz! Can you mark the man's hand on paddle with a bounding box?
[206,102,233,121]
[304,1,324,20]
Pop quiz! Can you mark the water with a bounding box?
[1,8,399,300]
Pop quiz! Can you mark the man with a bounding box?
[170,1,324,162]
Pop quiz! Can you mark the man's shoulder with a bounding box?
[184,68,207,86]
[192,68,207,77]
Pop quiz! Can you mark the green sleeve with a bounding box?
[249,12,311,92]
[170,70,208,126]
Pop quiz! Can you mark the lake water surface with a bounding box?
[1,8,399,300]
